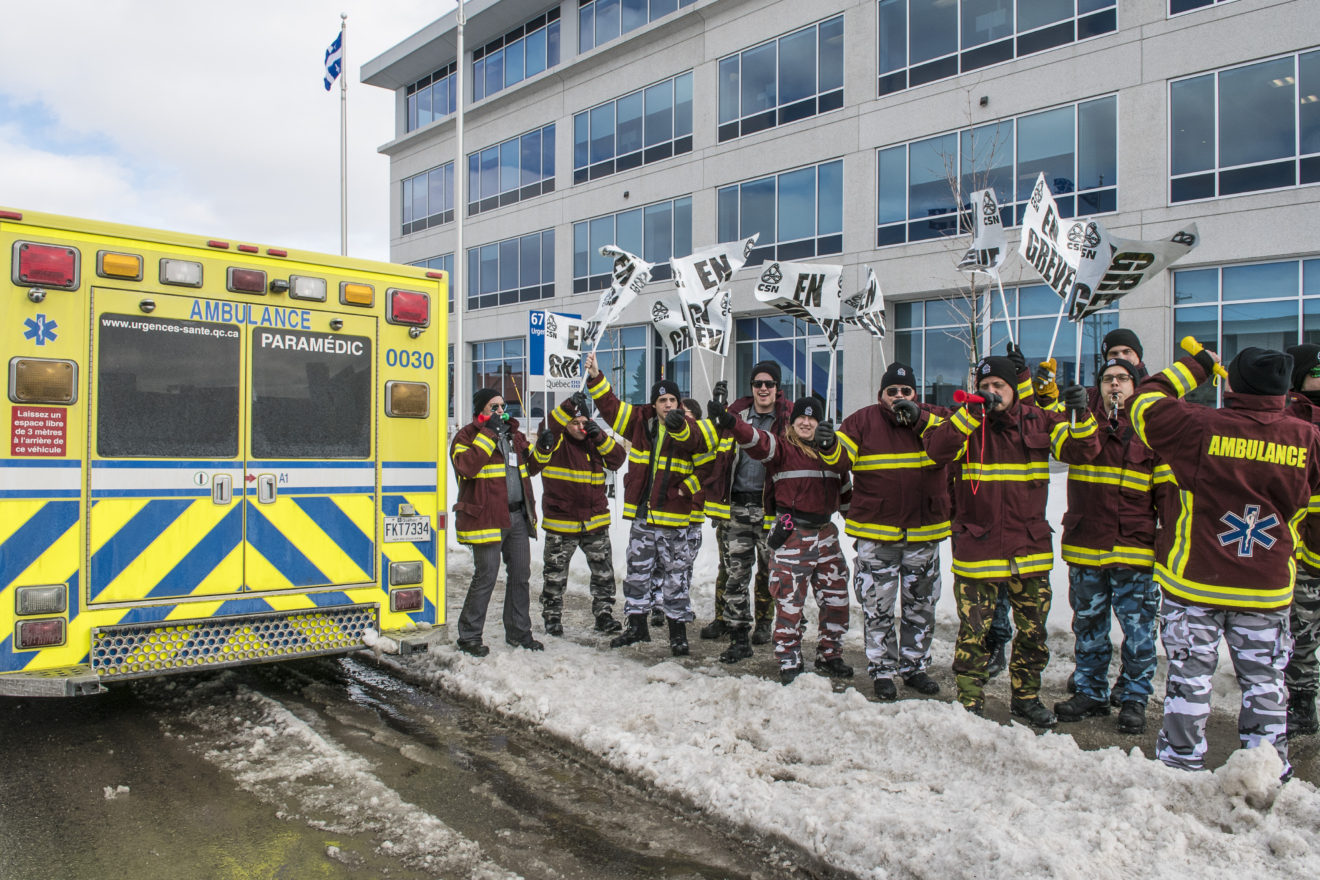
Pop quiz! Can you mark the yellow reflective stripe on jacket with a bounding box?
[457,527,502,544]
[951,408,981,435]
[951,552,1054,579]
[838,431,859,458]
[627,448,695,474]
[820,441,842,467]
[851,450,936,471]
[542,513,612,533]
[845,519,951,542]
[1152,463,1176,486]
[472,432,497,455]
[696,419,719,449]
[1067,464,1152,493]
[1050,414,1097,458]
[1155,563,1294,609]
[597,435,618,456]
[1168,487,1195,577]
[1061,543,1156,568]
[476,463,506,478]
[542,466,605,485]
[552,406,572,428]
[705,501,731,520]
[623,502,689,528]
[959,461,1050,481]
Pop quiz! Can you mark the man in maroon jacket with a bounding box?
[449,388,546,656]
[1282,343,1320,736]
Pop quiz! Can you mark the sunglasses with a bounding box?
[882,386,916,397]
[752,380,777,389]
[487,402,506,411]
[1101,374,1133,383]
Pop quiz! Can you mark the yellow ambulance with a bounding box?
[1,208,447,696]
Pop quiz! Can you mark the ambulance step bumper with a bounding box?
[376,627,438,655]
[0,665,105,697]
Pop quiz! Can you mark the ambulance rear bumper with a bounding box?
[0,666,105,697]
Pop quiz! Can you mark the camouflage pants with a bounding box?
[1068,565,1160,703]
[714,504,774,623]
[953,575,1051,707]
[768,523,850,670]
[540,529,617,621]
[853,538,942,680]
[651,523,702,607]
[1156,597,1292,776]
[712,504,770,629]
[1285,573,1320,696]
[622,519,694,622]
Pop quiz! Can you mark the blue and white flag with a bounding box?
[324,32,344,91]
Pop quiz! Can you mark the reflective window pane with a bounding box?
[962,0,1013,49]
[740,177,776,243]
[618,91,644,155]
[1219,57,1295,167]
[1077,97,1117,191]
[877,146,907,225]
[910,0,957,64]
[1222,261,1299,302]
[1016,106,1074,200]
[644,82,673,147]
[778,28,817,105]
[740,42,777,117]
[777,166,816,243]
[877,0,907,74]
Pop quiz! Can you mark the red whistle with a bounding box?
[953,389,987,404]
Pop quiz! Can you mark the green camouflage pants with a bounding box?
[953,574,1051,706]
[541,529,617,620]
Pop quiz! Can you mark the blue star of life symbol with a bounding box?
[1217,504,1279,558]
[23,314,58,346]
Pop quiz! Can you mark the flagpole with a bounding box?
[453,0,467,430]
[339,13,348,256]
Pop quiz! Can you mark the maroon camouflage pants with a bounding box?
[768,523,850,670]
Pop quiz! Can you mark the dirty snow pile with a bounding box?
[414,636,1320,880]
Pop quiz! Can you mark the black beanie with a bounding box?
[750,360,782,386]
[1228,347,1292,396]
[473,387,500,417]
[881,362,918,391]
[1287,344,1320,391]
[1102,328,1144,362]
[974,355,1018,389]
[651,378,680,403]
[1096,357,1139,388]
[790,396,825,422]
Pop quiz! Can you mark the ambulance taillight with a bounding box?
[386,381,429,418]
[10,358,77,405]
[160,258,203,287]
[97,251,143,281]
[289,275,327,302]
[387,289,430,326]
[14,242,79,290]
[391,589,424,613]
[16,619,65,649]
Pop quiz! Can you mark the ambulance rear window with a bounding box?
[96,314,240,457]
[251,328,371,458]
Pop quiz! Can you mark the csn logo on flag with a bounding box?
[324,33,344,91]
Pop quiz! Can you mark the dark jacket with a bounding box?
[1131,356,1320,610]
[730,420,850,523]
[1287,392,1320,576]
[530,401,627,534]
[450,417,541,544]
[703,393,792,520]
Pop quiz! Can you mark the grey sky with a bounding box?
[0,0,452,261]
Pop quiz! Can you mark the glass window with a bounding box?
[1170,0,1239,16]
[579,0,695,53]
[467,229,555,311]
[718,16,845,142]
[96,313,239,457]
[401,162,454,234]
[572,197,693,292]
[735,315,844,418]
[573,72,693,184]
[471,337,527,419]
[473,9,561,101]
[595,324,650,403]
[404,61,457,133]
[468,124,555,216]
[252,328,371,459]
[408,254,455,313]
[717,159,843,265]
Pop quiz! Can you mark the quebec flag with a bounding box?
[324,32,343,91]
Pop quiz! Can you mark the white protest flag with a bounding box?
[957,188,1009,278]
[581,245,653,352]
[1018,173,1083,302]
[685,287,733,357]
[650,291,694,361]
[670,235,758,310]
[841,267,886,339]
[541,312,591,393]
[1069,223,1200,320]
[752,260,845,345]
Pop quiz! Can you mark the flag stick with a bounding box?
[995,275,1014,346]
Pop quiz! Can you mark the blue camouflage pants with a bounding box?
[1068,565,1161,703]
[1156,597,1292,777]
[624,519,694,622]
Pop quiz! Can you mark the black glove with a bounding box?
[583,419,602,441]
[1006,341,1027,375]
[569,391,591,417]
[1061,384,1088,415]
[707,398,735,430]
[814,421,836,451]
[536,429,555,453]
[892,399,920,427]
[494,413,511,434]
[1192,350,1216,377]
[663,409,686,432]
[713,379,728,408]
[973,390,1001,416]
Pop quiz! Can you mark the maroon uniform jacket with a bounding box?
[730,420,849,524]
[1284,392,1320,576]
[1131,355,1320,610]
[529,400,627,535]
[450,417,541,544]
[703,392,792,521]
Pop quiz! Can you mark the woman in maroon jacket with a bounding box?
[712,395,852,684]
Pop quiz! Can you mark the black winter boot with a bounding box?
[543,617,564,637]
[593,612,623,634]
[699,619,728,640]
[719,628,753,663]
[1288,690,1319,736]
[1116,700,1147,734]
[650,606,665,628]
[1010,697,1057,729]
[1054,692,1110,721]
[751,619,773,645]
[610,613,651,648]
[667,618,689,656]
[986,640,1008,678]
[814,656,854,678]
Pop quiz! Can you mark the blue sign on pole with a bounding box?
[528,309,581,377]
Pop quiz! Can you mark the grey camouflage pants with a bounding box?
[853,538,941,681]
[715,503,767,630]
[650,523,702,608]
[623,519,694,622]
[541,529,617,621]
[1156,597,1293,776]
[1285,573,1320,696]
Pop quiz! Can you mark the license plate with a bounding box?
[383,515,431,543]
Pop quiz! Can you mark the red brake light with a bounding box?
[388,289,430,326]
[227,267,267,294]
[391,588,424,612]
[16,618,65,649]
[15,242,79,289]
[436,513,446,530]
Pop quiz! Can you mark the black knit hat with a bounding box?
[750,360,782,386]
[975,355,1018,390]
[1287,344,1320,391]
[1228,347,1292,396]
[1096,357,1139,388]
[790,396,825,422]
[881,362,918,391]
[651,378,680,403]
[473,387,500,417]
[1102,328,1144,362]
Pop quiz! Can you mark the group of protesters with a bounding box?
[450,329,1320,780]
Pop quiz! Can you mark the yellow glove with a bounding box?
[1033,358,1058,400]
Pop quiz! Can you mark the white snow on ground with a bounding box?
[150,677,519,880]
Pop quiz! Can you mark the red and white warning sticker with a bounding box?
[11,406,67,457]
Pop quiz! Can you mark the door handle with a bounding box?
[257,474,277,504]
[212,474,232,505]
